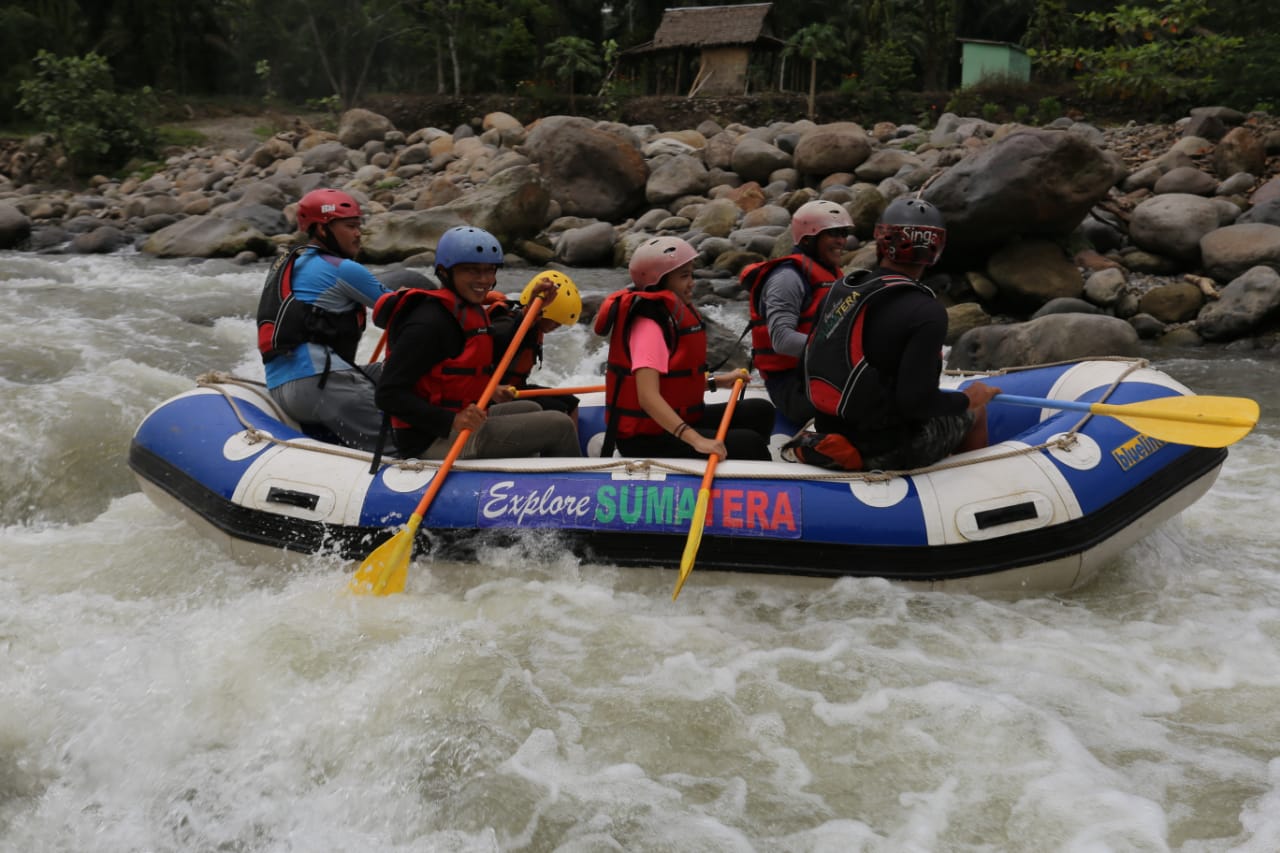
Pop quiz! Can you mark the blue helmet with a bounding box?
[435,226,504,270]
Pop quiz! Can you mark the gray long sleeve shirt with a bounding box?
[760,264,812,358]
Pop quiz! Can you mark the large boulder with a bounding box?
[0,202,31,249]
[141,215,273,258]
[360,208,467,264]
[1129,194,1223,263]
[1195,265,1280,342]
[523,116,647,221]
[435,164,550,247]
[337,108,395,149]
[792,123,872,177]
[948,313,1140,370]
[1200,223,1280,283]
[923,129,1123,262]
[985,239,1084,313]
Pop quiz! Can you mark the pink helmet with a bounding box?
[629,236,698,289]
[296,189,362,232]
[791,200,854,243]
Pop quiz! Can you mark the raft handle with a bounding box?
[265,487,320,511]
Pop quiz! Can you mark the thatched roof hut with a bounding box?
[623,3,784,96]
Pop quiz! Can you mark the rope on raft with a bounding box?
[195,357,1151,483]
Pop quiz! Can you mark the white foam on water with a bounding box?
[3,254,1280,851]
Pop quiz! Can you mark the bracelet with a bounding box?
[673,422,691,439]
[707,376,717,392]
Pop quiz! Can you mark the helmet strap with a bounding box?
[310,224,347,258]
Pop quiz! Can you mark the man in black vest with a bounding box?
[797,197,999,471]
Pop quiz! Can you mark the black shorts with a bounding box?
[860,410,975,471]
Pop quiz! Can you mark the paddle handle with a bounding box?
[512,384,606,398]
[406,295,545,521]
[697,377,745,490]
[369,327,389,364]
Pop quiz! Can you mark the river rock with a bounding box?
[338,109,395,149]
[948,314,1140,370]
[646,154,709,205]
[0,202,32,248]
[1214,127,1266,178]
[730,137,792,183]
[1137,281,1204,323]
[1200,223,1280,282]
[923,129,1123,261]
[1195,265,1280,342]
[1129,194,1222,262]
[793,123,871,176]
[141,215,273,258]
[985,239,1084,311]
[523,116,647,221]
[556,221,616,266]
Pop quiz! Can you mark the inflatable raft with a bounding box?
[129,359,1227,594]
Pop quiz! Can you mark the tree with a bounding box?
[784,23,845,119]
[1030,0,1244,111]
[16,50,157,175]
[542,35,602,112]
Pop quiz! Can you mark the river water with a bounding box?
[2,253,1278,852]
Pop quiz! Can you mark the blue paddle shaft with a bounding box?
[994,393,1093,414]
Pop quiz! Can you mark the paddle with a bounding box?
[349,295,547,596]
[672,377,746,601]
[993,393,1259,449]
[510,384,606,398]
[368,327,388,363]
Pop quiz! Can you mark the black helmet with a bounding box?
[873,197,946,266]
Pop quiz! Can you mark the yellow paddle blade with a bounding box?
[1097,395,1260,449]
[348,515,422,596]
[672,488,712,601]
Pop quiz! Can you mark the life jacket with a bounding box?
[255,246,366,366]
[803,269,935,431]
[741,253,839,377]
[594,287,707,442]
[373,287,494,429]
[485,294,542,387]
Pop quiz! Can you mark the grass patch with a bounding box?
[156,125,206,147]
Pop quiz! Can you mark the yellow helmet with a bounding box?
[521,270,582,326]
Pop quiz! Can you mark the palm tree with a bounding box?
[784,23,846,120]
[543,35,602,112]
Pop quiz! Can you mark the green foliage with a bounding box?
[852,38,914,117]
[1030,0,1244,111]
[981,102,1001,121]
[155,126,206,148]
[1013,103,1031,123]
[1035,96,1063,124]
[16,50,158,176]
[542,35,603,110]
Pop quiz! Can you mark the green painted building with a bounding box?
[958,39,1031,88]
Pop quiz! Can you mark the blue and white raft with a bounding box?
[129,359,1226,595]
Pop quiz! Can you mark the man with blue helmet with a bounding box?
[374,226,581,459]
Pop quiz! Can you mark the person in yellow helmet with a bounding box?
[487,270,584,423]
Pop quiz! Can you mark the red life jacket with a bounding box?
[741,253,839,377]
[255,246,366,365]
[373,287,494,429]
[485,295,542,387]
[803,269,934,429]
[594,287,707,440]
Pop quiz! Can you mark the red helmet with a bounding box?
[873,197,946,266]
[296,189,362,232]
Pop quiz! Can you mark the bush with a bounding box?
[17,51,158,176]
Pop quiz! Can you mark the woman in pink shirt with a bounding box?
[594,237,775,460]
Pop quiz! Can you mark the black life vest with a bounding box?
[804,269,935,431]
[594,287,707,442]
[741,253,839,376]
[255,246,367,365]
